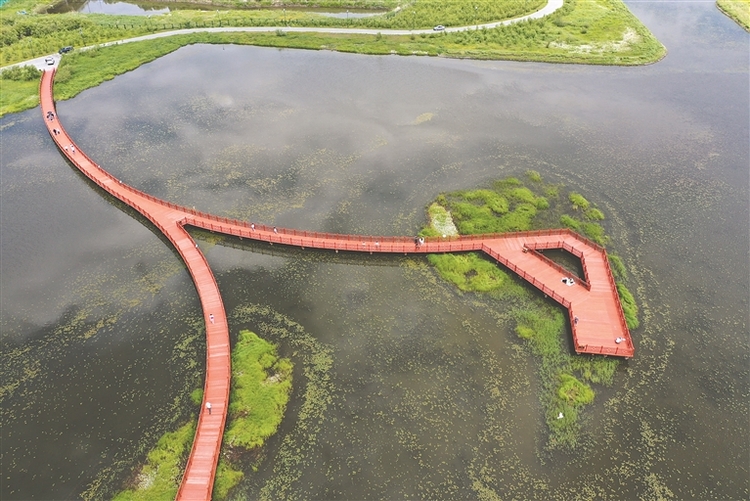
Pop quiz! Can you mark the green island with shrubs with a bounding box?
[420,171,638,448]
[0,0,671,116]
[113,330,292,501]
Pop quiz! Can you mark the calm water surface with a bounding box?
[1,1,748,499]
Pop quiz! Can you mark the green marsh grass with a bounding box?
[113,329,292,500]
[423,171,639,448]
[112,421,196,501]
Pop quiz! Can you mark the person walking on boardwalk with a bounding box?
[206,402,212,415]
[209,313,215,324]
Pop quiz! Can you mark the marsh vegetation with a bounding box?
[421,171,637,448]
[113,329,292,500]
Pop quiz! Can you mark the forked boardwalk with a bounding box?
[40,69,632,500]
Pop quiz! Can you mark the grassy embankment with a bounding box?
[716,0,750,31]
[421,172,639,448]
[113,330,292,501]
[0,0,666,116]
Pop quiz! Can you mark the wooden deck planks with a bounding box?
[40,68,633,501]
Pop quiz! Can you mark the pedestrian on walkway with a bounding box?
[206,402,212,415]
[209,313,215,324]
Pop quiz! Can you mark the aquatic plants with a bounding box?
[422,171,638,448]
[112,421,196,501]
[112,329,292,500]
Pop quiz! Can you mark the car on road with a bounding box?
[45,57,54,65]
[433,25,445,31]
[58,46,73,54]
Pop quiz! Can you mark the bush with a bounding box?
[569,192,590,210]
[0,64,40,81]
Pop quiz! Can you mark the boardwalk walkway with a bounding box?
[40,67,632,500]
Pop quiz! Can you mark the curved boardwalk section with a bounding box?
[40,70,230,500]
[40,68,633,499]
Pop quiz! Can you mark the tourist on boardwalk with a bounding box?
[206,402,212,415]
[209,313,215,324]
[273,226,278,234]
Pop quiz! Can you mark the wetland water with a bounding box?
[1,1,748,499]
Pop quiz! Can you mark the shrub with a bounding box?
[569,192,590,210]
[0,64,40,81]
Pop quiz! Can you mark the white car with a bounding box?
[44,57,54,65]
[433,25,445,31]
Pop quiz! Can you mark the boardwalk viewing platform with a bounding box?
[40,68,632,500]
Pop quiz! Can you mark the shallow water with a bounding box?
[1,1,748,499]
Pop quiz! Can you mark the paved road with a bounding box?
[6,0,563,71]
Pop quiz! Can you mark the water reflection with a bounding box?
[1,1,748,500]
[48,0,384,17]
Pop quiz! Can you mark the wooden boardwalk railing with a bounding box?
[39,68,633,501]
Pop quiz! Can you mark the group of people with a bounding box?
[414,236,425,247]
[561,276,576,286]
[46,111,55,121]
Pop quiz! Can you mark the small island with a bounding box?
[113,330,292,500]
[419,172,638,448]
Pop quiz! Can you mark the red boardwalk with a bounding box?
[40,69,633,500]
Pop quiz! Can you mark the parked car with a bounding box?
[433,25,445,31]
[59,46,73,54]
[45,57,54,65]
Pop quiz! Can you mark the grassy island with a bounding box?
[421,172,639,448]
[0,0,666,116]
[717,0,750,31]
[113,329,292,501]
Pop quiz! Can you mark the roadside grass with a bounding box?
[112,329,292,501]
[1,0,666,116]
[0,0,544,65]
[717,0,750,31]
[422,171,636,449]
